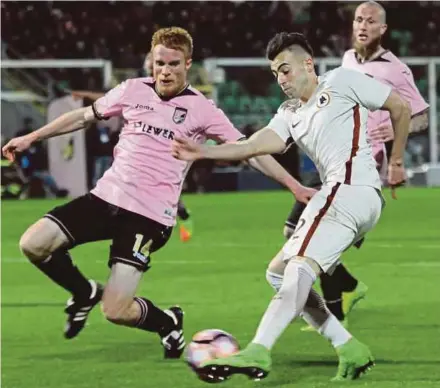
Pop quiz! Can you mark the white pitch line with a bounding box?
[0,258,213,264]
[2,257,440,267]
[1,242,439,265]
[186,242,440,249]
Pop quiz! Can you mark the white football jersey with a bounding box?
[268,67,392,189]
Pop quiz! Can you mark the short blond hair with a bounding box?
[151,27,193,58]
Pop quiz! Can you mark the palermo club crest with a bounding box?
[173,107,188,124]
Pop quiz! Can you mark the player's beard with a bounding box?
[352,35,382,61]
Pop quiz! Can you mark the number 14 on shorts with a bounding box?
[132,234,152,263]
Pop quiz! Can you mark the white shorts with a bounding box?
[281,183,383,273]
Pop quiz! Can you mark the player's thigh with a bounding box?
[282,184,356,273]
[109,211,173,272]
[19,217,70,260]
[340,185,383,238]
[44,193,114,248]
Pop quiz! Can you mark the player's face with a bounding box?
[270,50,312,100]
[152,45,192,97]
[352,4,387,48]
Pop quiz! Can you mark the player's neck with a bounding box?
[300,76,318,103]
[154,82,189,98]
[356,45,386,63]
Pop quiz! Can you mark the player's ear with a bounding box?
[185,58,192,71]
[304,58,314,73]
[380,23,388,36]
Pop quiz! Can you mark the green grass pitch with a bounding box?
[2,188,440,388]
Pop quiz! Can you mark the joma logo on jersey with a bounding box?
[135,104,154,111]
[134,122,175,140]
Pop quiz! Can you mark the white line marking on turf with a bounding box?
[3,257,440,267]
[1,258,211,264]
[2,241,439,265]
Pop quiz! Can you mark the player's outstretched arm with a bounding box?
[172,129,317,203]
[173,127,286,161]
[2,106,96,162]
[381,90,411,197]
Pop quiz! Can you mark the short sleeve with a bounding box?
[92,81,128,120]
[340,69,392,111]
[395,65,429,116]
[267,108,292,144]
[204,100,244,143]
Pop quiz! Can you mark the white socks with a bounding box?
[265,264,352,349]
[302,288,352,347]
[318,315,352,347]
[253,259,316,349]
[266,270,283,292]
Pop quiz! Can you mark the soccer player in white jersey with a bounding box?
[297,1,431,332]
[172,32,410,381]
[2,27,306,360]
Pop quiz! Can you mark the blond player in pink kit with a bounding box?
[2,27,310,360]
[71,51,196,243]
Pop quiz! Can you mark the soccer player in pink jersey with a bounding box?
[72,51,195,243]
[344,1,429,163]
[2,27,311,359]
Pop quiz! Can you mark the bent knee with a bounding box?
[19,218,68,261]
[19,231,50,262]
[267,250,287,275]
[286,255,322,276]
[283,225,295,239]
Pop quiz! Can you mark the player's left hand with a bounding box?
[387,163,406,200]
[172,137,204,161]
[369,124,394,143]
[293,185,318,204]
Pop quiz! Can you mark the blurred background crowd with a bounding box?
[1,1,439,198]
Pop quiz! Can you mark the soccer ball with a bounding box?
[185,329,240,382]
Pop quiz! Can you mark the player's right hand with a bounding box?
[172,137,204,161]
[387,163,406,200]
[293,185,318,204]
[1,136,33,162]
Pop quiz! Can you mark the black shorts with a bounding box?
[45,193,172,272]
[285,171,322,228]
